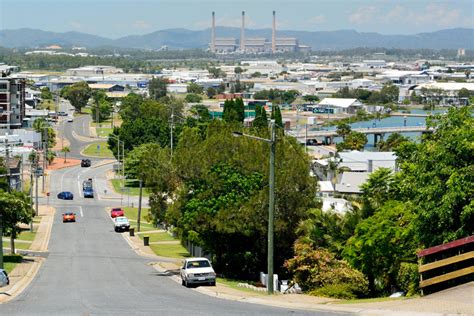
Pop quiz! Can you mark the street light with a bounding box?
[233,119,276,294]
[109,134,125,191]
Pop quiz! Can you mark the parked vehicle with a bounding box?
[62,212,76,223]
[83,188,94,198]
[0,269,9,287]
[180,258,216,287]
[67,116,74,122]
[57,191,74,200]
[110,208,124,218]
[81,159,91,167]
[113,216,130,232]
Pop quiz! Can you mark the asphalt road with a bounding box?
[0,102,352,315]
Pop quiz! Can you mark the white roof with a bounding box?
[322,197,352,214]
[318,181,334,192]
[414,82,474,91]
[335,172,369,194]
[318,98,361,108]
[338,151,396,171]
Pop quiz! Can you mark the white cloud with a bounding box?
[384,3,470,28]
[348,6,378,25]
[69,21,83,29]
[132,20,152,30]
[308,14,326,25]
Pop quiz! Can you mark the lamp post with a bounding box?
[233,119,276,294]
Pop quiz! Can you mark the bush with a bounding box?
[185,93,203,103]
[397,262,419,296]
[285,242,368,298]
[311,283,358,299]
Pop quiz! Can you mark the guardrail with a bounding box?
[417,235,474,295]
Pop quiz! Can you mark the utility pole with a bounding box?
[42,126,48,192]
[170,108,174,159]
[267,119,276,294]
[137,178,143,232]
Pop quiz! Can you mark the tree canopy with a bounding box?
[60,81,91,112]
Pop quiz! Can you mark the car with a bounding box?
[57,111,67,116]
[83,188,94,198]
[62,212,76,223]
[111,208,124,218]
[180,258,216,288]
[67,116,74,122]
[82,179,93,190]
[113,216,130,232]
[0,269,9,287]
[81,159,91,167]
[57,191,74,200]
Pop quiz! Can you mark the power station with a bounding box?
[210,11,309,54]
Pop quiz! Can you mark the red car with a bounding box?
[62,212,76,223]
[111,208,124,218]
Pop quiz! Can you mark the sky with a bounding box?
[1,0,473,39]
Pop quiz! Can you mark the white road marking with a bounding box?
[80,207,84,218]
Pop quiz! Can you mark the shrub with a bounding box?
[311,283,357,299]
[185,93,203,103]
[397,262,419,296]
[285,242,368,298]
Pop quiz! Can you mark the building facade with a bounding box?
[0,78,26,131]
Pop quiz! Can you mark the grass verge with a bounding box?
[216,277,267,295]
[96,127,113,137]
[3,241,31,250]
[335,296,408,304]
[149,243,190,259]
[111,179,150,197]
[138,232,176,242]
[83,142,114,158]
[3,254,23,274]
[123,207,155,232]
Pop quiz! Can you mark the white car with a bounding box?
[113,216,130,232]
[180,258,216,287]
[0,269,9,287]
[67,116,74,122]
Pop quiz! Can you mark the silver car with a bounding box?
[0,269,10,287]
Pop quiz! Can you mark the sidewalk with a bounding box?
[0,205,55,304]
[121,229,474,316]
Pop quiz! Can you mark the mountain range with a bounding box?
[1,27,472,50]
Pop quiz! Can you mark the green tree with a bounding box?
[206,87,217,99]
[395,106,474,247]
[235,98,245,123]
[61,146,70,163]
[234,66,244,74]
[458,88,471,99]
[336,123,351,139]
[0,191,34,254]
[33,118,56,148]
[271,105,283,129]
[60,81,91,112]
[336,131,367,151]
[380,83,399,104]
[377,133,409,151]
[187,82,204,94]
[190,104,211,121]
[252,105,268,129]
[222,99,240,123]
[343,201,416,295]
[360,168,398,218]
[184,93,203,103]
[91,91,112,123]
[148,77,168,100]
[303,95,319,103]
[40,87,53,100]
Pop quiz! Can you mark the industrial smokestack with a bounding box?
[272,10,276,54]
[241,11,245,52]
[211,11,216,52]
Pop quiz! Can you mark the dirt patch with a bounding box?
[46,158,81,170]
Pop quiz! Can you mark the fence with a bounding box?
[417,235,473,295]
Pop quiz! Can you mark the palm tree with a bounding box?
[61,146,70,163]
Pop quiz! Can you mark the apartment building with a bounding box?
[0,77,26,131]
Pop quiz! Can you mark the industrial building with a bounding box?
[210,11,306,54]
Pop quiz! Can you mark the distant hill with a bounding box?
[0,27,472,50]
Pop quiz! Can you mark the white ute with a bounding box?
[180,258,216,287]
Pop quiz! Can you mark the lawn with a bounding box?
[83,142,114,158]
[3,255,23,274]
[17,230,37,242]
[149,243,190,259]
[3,241,31,250]
[111,179,150,197]
[96,127,113,137]
[138,232,176,242]
[39,99,55,111]
[123,207,156,231]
